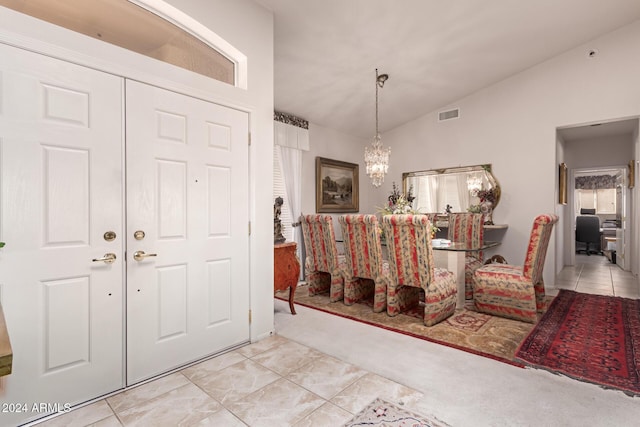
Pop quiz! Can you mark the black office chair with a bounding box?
[575,215,601,255]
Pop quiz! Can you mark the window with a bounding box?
[273,147,294,242]
[576,189,616,214]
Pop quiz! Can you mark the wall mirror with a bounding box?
[402,164,501,214]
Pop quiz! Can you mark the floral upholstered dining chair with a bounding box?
[338,215,389,312]
[473,213,558,323]
[421,213,440,231]
[448,212,485,300]
[300,214,346,302]
[382,214,457,326]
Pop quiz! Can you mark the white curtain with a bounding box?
[425,176,437,213]
[278,145,302,247]
[436,175,448,213]
[412,178,426,212]
[456,174,470,212]
[274,120,309,279]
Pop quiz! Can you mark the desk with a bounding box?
[274,242,300,315]
[433,241,501,309]
[603,236,617,264]
[600,227,617,253]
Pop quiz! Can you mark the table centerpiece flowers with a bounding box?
[378,183,439,238]
[379,182,416,215]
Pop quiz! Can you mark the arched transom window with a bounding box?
[0,0,237,85]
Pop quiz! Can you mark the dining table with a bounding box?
[336,238,501,309]
[432,241,501,308]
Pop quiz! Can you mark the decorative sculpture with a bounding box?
[274,196,286,244]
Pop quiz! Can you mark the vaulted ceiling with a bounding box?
[256,0,640,138]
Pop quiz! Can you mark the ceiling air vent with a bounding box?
[438,108,460,122]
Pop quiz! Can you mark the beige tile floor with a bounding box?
[30,253,638,427]
[31,335,433,427]
[551,254,639,299]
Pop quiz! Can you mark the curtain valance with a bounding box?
[575,175,616,190]
[274,111,309,151]
[275,111,308,129]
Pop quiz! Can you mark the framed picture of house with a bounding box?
[316,157,359,213]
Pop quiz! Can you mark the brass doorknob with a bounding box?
[92,253,117,264]
[133,250,157,262]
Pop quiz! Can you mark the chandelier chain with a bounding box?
[375,69,379,137]
[364,68,390,187]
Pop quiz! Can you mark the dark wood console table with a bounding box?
[274,242,300,314]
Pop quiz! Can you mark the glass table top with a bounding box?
[431,241,500,252]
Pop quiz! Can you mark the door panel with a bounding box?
[43,146,91,245]
[0,44,124,425]
[126,81,249,384]
[43,277,91,371]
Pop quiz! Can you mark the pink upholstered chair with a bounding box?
[338,215,389,312]
[300,214,346,302]
[423,213,440,230]
[448,213,485,300]
[382,214,457,326]
[473,214,559,323]
[423,213,439,223]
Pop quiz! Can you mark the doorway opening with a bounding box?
[557,117,638,274]
[573,166,623,262]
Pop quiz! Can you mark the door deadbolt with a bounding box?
[134,230,146,240]
[103,231,116,242]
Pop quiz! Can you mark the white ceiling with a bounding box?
[256,0,640,139]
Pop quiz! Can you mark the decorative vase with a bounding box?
[480,200,494,225]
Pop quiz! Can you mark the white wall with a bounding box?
[368,20,640,286]
[556,136,567,274]
[0,0,275,341]
[565,134,634,168]
[634,128,640,275]
[301,123,369,239]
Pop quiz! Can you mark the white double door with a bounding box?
[0,44,249,424]
[125,80,249,383]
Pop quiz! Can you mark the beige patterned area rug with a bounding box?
[343,398,450,427]
[277,284,537,366]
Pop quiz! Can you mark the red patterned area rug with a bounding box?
[276,285,536,366]
[515,289,640,396]
[343,398,450,427]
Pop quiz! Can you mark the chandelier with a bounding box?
[467,174,483,196]
[364,69,391,187]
